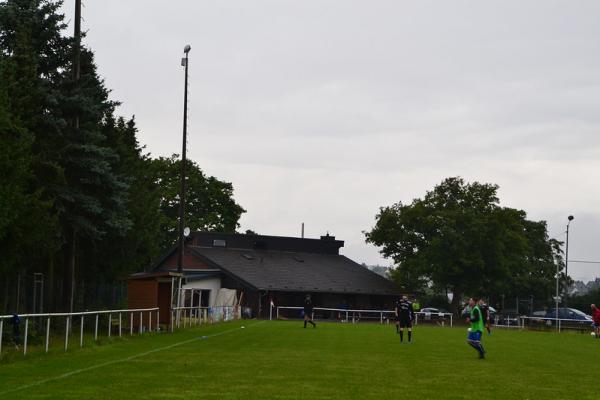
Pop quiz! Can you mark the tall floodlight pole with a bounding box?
[175,45,191,326]
[564,215,574,309]
[177,44,191,274]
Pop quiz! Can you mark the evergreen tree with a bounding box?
[0,0,247,311]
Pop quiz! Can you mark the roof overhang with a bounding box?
[128,271,183,280]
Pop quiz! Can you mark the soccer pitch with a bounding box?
[0,320,596,399]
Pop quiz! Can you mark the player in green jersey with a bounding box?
[466,297,486,359]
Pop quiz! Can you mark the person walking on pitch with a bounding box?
[466,297,486,359]
[395,295,415,343]
[303,295,316,328]
[591,304,600,339]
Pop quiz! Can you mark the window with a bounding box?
[213,239,226,247]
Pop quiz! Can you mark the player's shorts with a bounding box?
[303,308,313,316]
[467,330,482,341]
[398,317,412,328]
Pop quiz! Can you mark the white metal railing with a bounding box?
[275,306,454,326]
[170,306,208,332]
[492,315,521,328]
[0,308,158,357]
[276,306,394,324]
[517,315,594,333]
[414,311,454,327]
[170,305,241,332]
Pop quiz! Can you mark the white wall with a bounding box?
[183,277,221,307]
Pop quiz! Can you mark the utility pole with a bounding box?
[68,0,82,315]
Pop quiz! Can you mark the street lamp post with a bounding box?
[564,215,574,309]
[555,259,559,330]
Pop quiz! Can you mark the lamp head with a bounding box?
[568,215,574,221]
[184,44,191,54]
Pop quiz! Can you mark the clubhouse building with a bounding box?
[128,232,399,324]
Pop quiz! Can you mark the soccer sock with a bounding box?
[467,340,479,351]
[408,331,412,342]
[399,331,404,342]
[396,325,399,333]
[477,342,485,355]
[304,320,307,328]
[310,320,316,327]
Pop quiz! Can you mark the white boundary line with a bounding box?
[0,321,264,396]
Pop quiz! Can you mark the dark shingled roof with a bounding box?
[188,246,399,295]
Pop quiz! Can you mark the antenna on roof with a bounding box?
[301,223,304,238]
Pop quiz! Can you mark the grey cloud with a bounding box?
[61,0,600,280]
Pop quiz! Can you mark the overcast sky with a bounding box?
[60,0,600,281]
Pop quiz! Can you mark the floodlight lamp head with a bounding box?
[184,44,191,54]
[568,215,574,221]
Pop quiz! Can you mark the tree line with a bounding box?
[366,177,568,313]
[0,0,245,313]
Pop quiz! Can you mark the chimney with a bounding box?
[320,233,335,241]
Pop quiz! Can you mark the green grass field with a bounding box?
[0,320,597,399]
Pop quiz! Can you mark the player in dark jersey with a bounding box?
[303,295,316,328]
[395,295,415,343]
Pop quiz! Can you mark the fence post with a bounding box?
[0,319,3,356]
[559,319,561,333]
[45,317,50,353]
[450,314,453,327]
[23,318,29,355]
[119,313,122,337]
[130,312,133,336]
[108,314,112,338]
[94,314,99,341]
[149,311,152,332]
[65,317,69,352]
[380,312,383,324]
[139,312,142,334]
[157,310,160,332]
[80,315,84,348]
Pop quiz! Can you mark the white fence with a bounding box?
[170,305,240,332]
[275,306,454,326]
[414,311,454,326]
[0,308,158,357]
[515,316,594,332]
